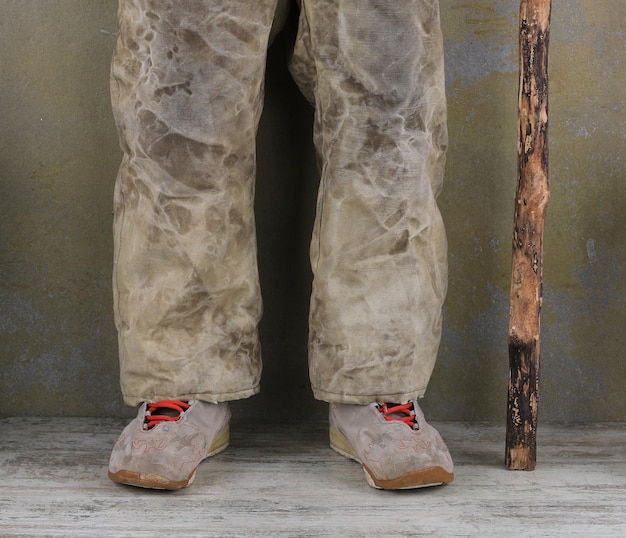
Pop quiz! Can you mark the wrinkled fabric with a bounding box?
[111,0,448,406]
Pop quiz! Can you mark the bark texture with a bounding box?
[506,0,551,471]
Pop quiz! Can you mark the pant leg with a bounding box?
[291,0,448,404]
[111,0,278,406]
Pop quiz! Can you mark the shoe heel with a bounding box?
[207,424,230,457]
[329,425,359,462]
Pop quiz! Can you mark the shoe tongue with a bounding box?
[378,402,418,429]
[151,406,181,418]
[391,403,413,417]
[143,400,190,429]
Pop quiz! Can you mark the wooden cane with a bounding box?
[505,0,552,471]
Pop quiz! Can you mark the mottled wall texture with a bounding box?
[1,1,624,422]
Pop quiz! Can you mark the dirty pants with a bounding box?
[111,0,448,406]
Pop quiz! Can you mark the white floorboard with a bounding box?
[0,418,624,537]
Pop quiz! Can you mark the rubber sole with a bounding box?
[108,424,230,490]
[329,425,454,490]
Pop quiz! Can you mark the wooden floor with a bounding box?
[0,418,625,537]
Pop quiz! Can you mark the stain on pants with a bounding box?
[111,0,448,406]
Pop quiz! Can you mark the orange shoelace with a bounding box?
[376,402,418,429]
[143,399,190,430]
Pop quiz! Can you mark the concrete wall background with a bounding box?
[0,1,624,423]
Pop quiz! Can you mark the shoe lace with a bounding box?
[376,402,418,430]
[143,400,190,430]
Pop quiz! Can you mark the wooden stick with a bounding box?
[506,0,552,471]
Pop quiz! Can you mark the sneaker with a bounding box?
[329,400,454,490]
[108,399,230,490]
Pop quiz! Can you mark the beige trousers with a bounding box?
[111,0,448,406]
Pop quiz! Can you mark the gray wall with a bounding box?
[1,0,624,423]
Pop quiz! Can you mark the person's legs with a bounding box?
[291,0,453,488]
[109,0,278,489]
[112,0,278,406]
[292,0,448,403]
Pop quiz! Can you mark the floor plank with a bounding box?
[0,418,625,537]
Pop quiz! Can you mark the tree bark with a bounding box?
[506,0,551,471]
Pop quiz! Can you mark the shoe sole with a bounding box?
[108,424,230,490]
[329,425,454,490]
